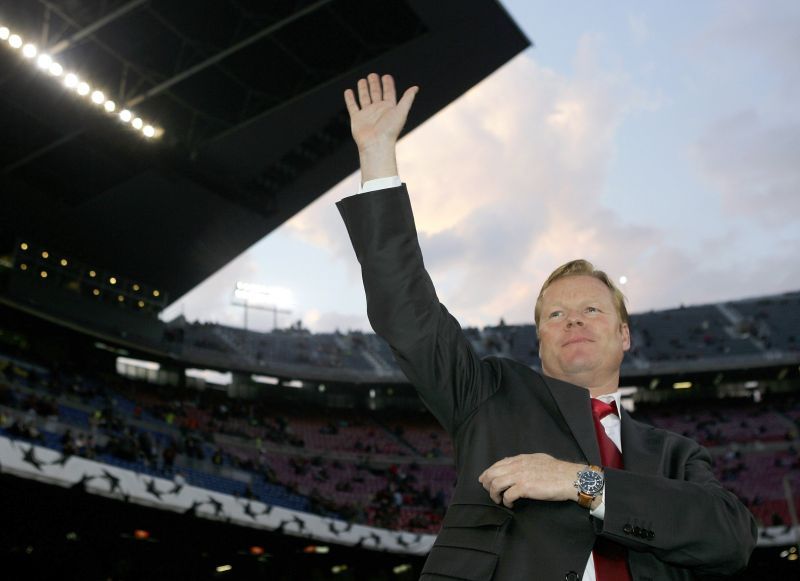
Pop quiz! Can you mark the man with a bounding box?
[337,73,756,580]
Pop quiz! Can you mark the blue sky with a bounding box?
[161,0,800,333]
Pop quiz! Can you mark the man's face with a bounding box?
[537,275,630,391]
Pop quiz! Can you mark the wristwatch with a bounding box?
[574,465,604,509]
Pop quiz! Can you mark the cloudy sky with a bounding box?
[161,0,800,334]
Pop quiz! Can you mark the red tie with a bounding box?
[591,398,632,581]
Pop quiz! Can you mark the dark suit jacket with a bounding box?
[337,185,757,581]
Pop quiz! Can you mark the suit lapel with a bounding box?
[619,410,663,474]
[542,375,601,466]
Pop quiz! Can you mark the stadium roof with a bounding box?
[0,0,530,306]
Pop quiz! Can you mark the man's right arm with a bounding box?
[338,74,499,434]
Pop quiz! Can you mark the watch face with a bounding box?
[579,470,604,495]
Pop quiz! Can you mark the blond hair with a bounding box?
[534,259,629,331]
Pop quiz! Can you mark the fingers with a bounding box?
[382,74,396,104]
[367,73,382,103]
[349,73,417,110]
[397,86,419,118]
[357,78,371,108]
[343,89,359,115]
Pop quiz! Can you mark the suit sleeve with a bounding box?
[337,186,499,435]
[597,439,757,576]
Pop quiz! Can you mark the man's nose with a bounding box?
[566,314,584,327]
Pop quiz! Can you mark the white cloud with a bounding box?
[693,109,800,226]
[628,14,648,45]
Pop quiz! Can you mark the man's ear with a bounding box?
[620,323,631,352]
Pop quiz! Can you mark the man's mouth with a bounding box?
[563,337,593,347]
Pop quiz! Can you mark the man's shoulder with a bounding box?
[625,413,704,449]
[483,354,543,379]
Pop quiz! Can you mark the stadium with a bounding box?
[1,1,799,580]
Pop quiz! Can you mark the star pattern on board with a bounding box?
[22,445,44,470]
[328,522,353,536]
[101,470,122,494]
[355,532,382,548]
[241,501,259,520]
[395,533,421,547]
[71,473,95,491]
[207,496,224,517]
[48,452,72,468]
[145,478,164,500]
[185,500,204,516]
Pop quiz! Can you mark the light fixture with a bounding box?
[92,289,100,296]
[119,109,132,122]
[41,251,49,258]
[64,73,79,88]
[109,277,117,284]
[0,22,162,139]
[40,270,48,278]
[36,54,52,70]
[20,264,28,271]
[153,290,160,297]
[60,258,68,266]
[89,270,96,278]
[20,242,28,250]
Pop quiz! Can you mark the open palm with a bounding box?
[344,73,418,153]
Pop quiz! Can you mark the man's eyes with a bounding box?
[548,307,602,318]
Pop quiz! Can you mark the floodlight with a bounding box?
[64,73,78,88]
[49,62,63,76]
[119,109,132,122]
[8,34,22,49]
[77,81,90,96]
[104,100,116,112]
[0,27,10,40]
[131,117,143,130]
[22,43,37,58]
[36,54,52,69]
[91,90,104,104]
[142,125,155,137]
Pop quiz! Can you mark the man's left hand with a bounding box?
[478,453,584,508]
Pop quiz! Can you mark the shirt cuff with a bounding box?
[590,490,606,520]
[359,176,402,193]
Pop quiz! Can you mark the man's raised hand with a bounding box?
[344,73,418,182]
